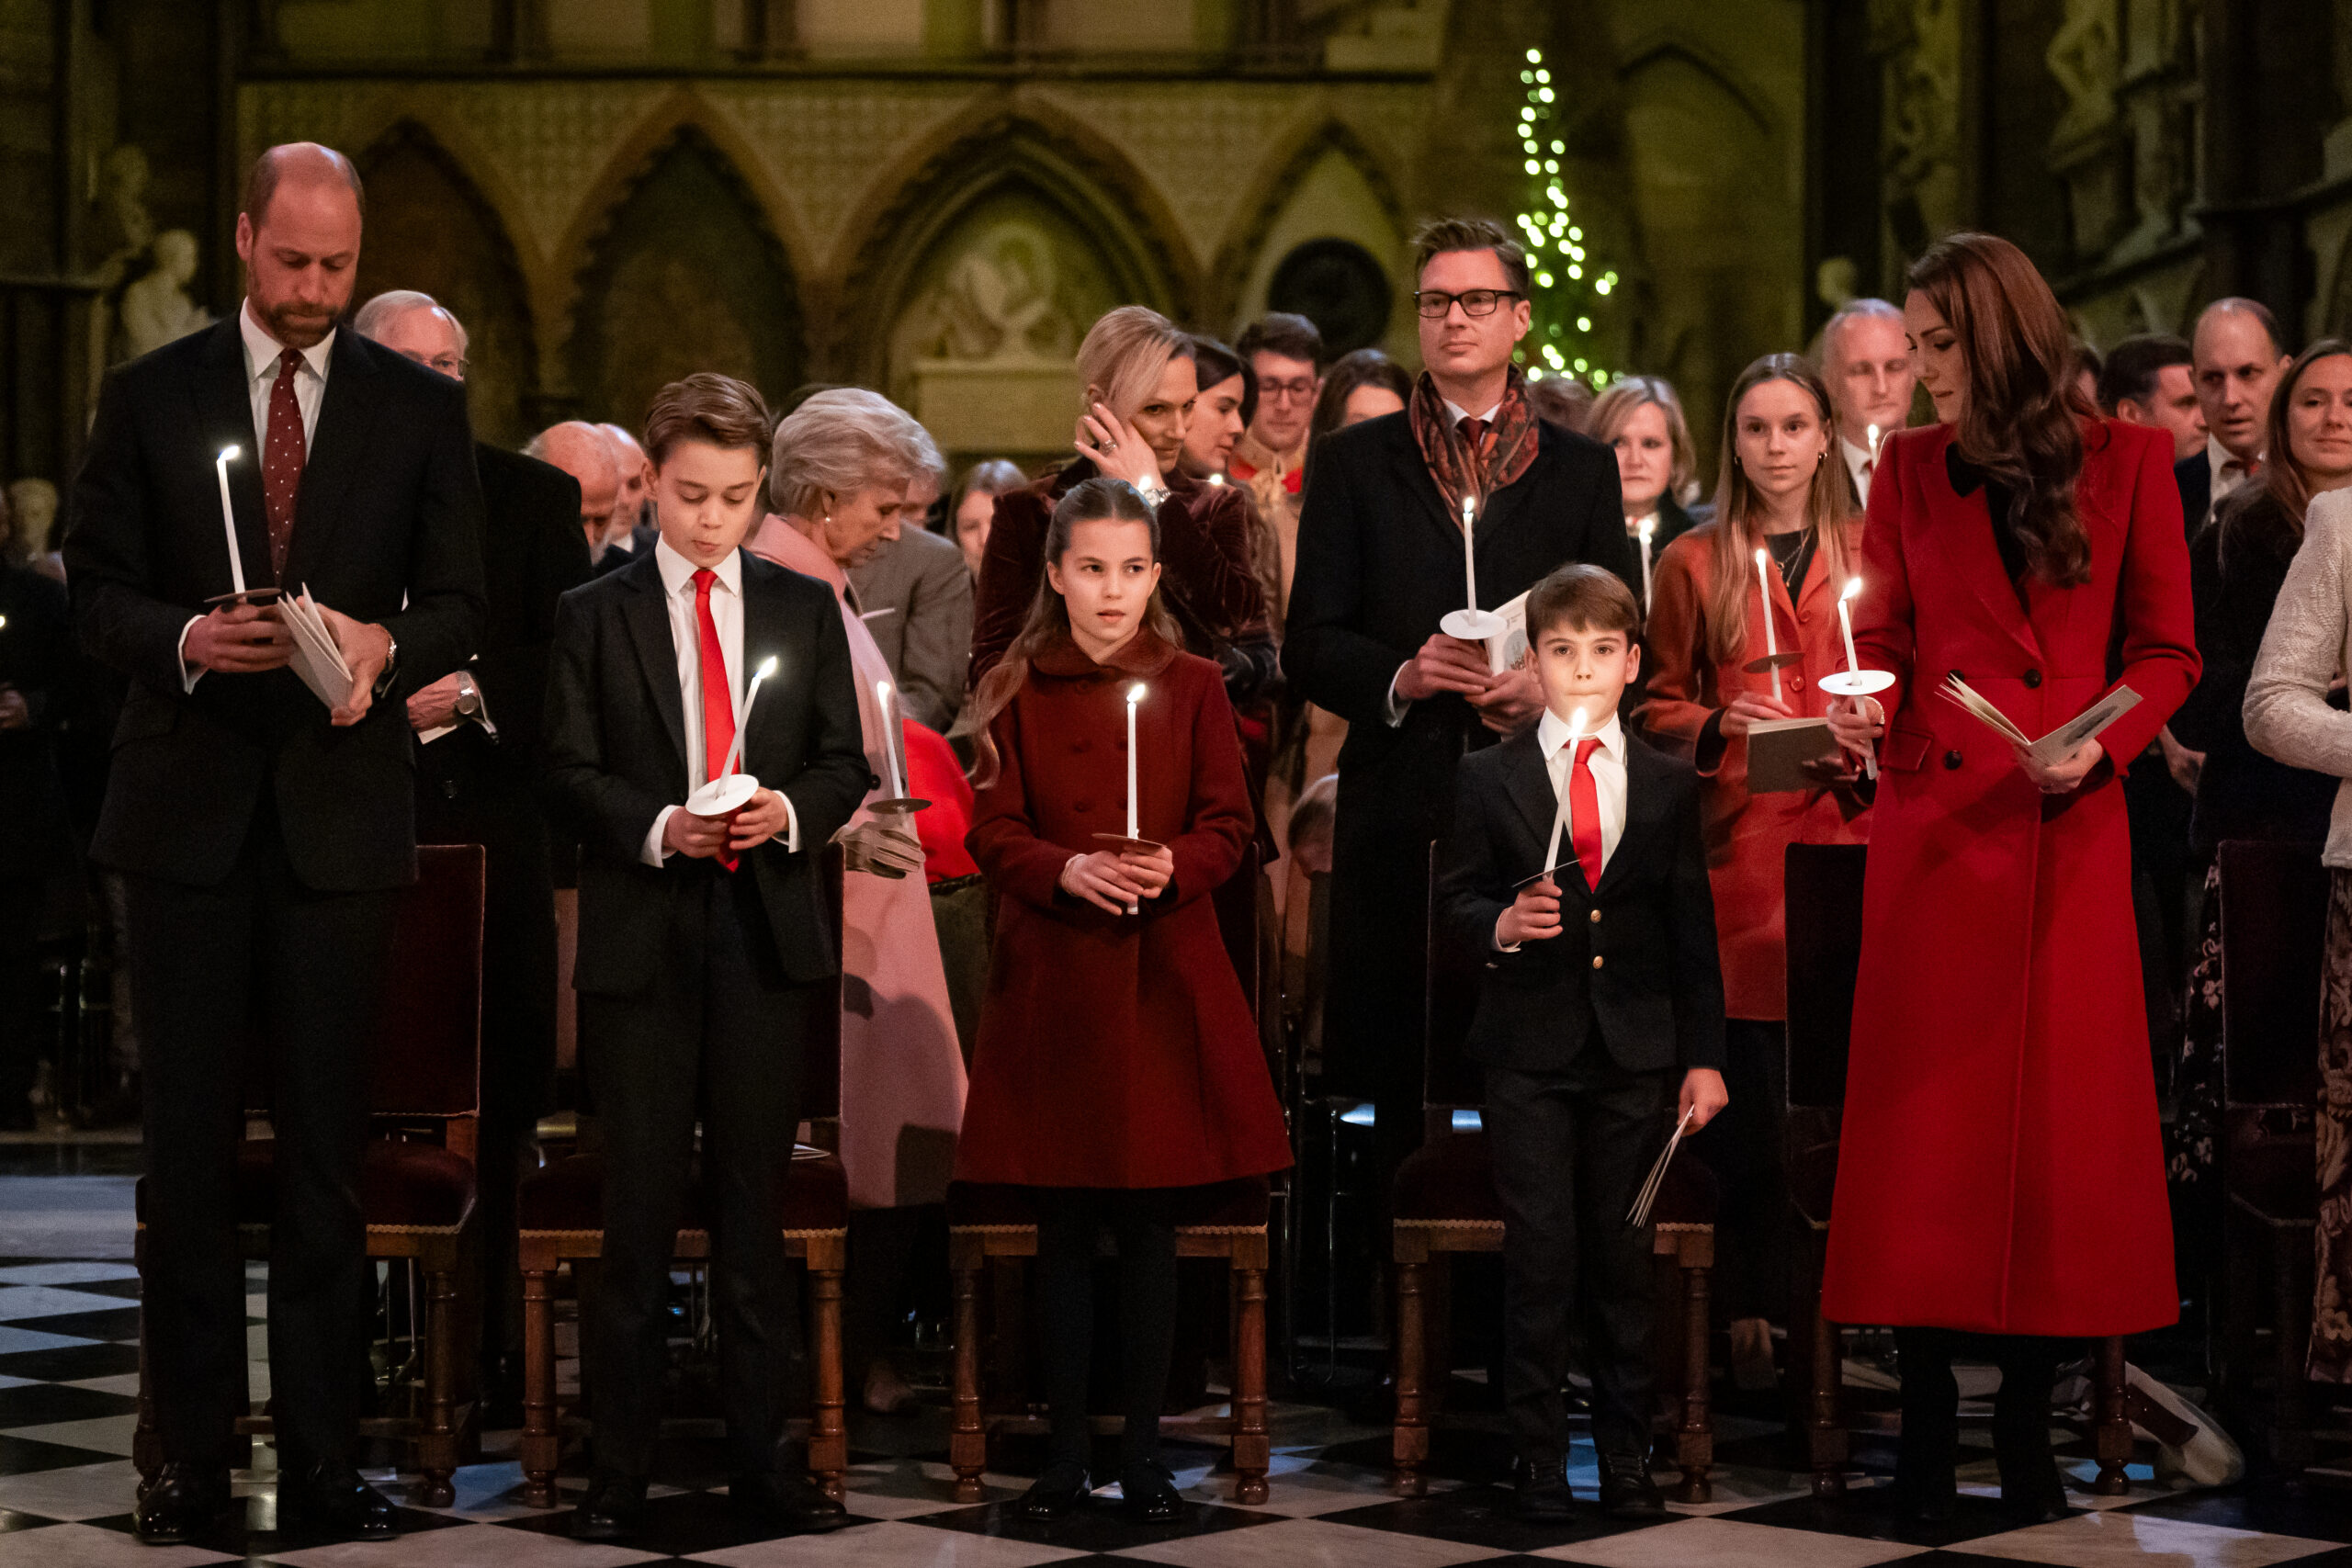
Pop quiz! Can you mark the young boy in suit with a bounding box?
[542,374,873,1541]
[1438,562,1728,1521]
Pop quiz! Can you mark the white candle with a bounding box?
[718,656,779,781]
[876,678,906,799]
[1838,576,1863,676]
[1125,682,1145,840]
[215,446,244,597]
[1638,516,1656,608]
[1543,707,1588,875]
[1461,494,1478,616]
[1754,547,1781,702]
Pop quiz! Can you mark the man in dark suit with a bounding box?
[2176,297,2291,533]
[543,374,869,1541]
[1437,564,1725,1519]
[1284,215,1635,1194]
[0,550,75,1131]
[846,466,970,732]
[63,144,484,1541]
[353,289,592,1419]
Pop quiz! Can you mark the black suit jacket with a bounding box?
[1438,727,1724,1076]
[2175,449,2211,537]
[63,318,486,891]
[542,547,870,992]
[592,522,661,578]
[0,565,74,880]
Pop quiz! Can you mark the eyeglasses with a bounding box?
[1260,378,1318,403]
[1414,288,1522,320]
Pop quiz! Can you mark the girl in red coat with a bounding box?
[1635,354,1871,1385]
[957,476,1292,1523]
[1824,234,2198,1529]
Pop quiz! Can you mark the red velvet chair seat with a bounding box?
[517,1149,848,1236]
[947,1176,1270,1231]
[1392,1131,1502,1222]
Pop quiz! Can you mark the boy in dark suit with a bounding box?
[542,374,871,1541]
[1438,563,1727,1521]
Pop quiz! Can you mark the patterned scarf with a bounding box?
[1408,366,1542,525]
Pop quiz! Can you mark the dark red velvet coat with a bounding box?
[956,631,1291,1189]
[1821,419,2198,1336]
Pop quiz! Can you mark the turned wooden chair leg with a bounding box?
[808,1258,847,1500]
[1806,1231,1847,1496]
[2093,1334,2132,1495]
[520,1263,560,1509]
[1674,1250,1713,1504]
[1392,1257,1429,1497]
[949,1250,987,1503]
[410,1262,459,1506]
[1231,1264,1270,1505]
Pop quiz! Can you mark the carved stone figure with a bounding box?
[2047,0,2121,143]
[908,221,1079,365]
[118,231,213,359]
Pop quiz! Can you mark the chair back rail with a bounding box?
[2217,839,2331,1114]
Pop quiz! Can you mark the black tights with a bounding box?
[1894,1328,2070,1504]
[1033,1188,1180,1483]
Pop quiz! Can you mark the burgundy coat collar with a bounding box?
[1030,626,1180,681]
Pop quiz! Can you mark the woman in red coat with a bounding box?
[1823,234,2198,1528]
[957,477,1291,1524]
[1636,354,1871,1383]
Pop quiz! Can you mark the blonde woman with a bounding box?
[1590,374,1706,558]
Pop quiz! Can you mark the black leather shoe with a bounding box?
[1120,1464,1182,1524]
[571,1472,647,1540]
[276,1463,396,1540]
[1017,1465,1091,1520]
[732,1470,849,1534]
[1595,1451,1667,1521]
[1511,1451,1577,1521]
[134,1462,232,1544]
[1992,1414,2071,1524]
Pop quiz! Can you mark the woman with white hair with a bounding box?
[748,389,967,1416]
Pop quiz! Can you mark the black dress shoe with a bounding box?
[731,1470,849,1534]
[277,1463,396,1540]
[134,1462,232,1544]
[1120,1464,1182,1524]
[1511,1452,1577,1521]
[571,1472,647,1541]
[1595,1451,1667,1521]
[1017,1465,1091,1520]
[1992,1414,2071,1524]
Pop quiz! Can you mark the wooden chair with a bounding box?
[946,846,1273,1505]
[133,843,488,1506]
[515,847,852,1506]
[1389,843,1717,1501]
[2213,838,2330,1466]
[1782,842,2140,1498]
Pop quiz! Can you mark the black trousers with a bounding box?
[0,876,39,1117]
[1485,1054,1671,1460]
[579,863,818,1482]
[1691,1020,1790,1322]
[127,807,398,1470]
[1031,1187,1181,1480]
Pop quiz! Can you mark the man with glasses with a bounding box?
[1232,312,1324,566]
[355,288,593,1426]
[1284,218,1634,1383]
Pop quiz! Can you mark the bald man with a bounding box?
[65,144,485,1544]
[601,422,658,555]
[356,292,589,1424]
[2178,298,2293,529]
[530,422,630,571]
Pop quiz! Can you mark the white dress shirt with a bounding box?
[640,536,798,866]
[1389,395,1508,726]
[1497,708,1630,951]
[176,305,339,693]
[2205,433,2262,525]
[1841,434,1875,508]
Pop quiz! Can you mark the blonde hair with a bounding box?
[1589,375,1699,505]
[1699,354,1857,665]
[768,389,942,519]
[1077,305,1191,424]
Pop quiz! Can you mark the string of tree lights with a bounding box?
[1512,46,1618,387]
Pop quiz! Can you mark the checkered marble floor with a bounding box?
[0,1256,2345,1566]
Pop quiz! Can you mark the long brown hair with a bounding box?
[1700,354,1857,664]
[962,477,1186,788]
[1907,232,2097,586]
[2228,337,2352,558]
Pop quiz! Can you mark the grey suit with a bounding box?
[847,525,972,732]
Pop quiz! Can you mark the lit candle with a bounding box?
[1753,547,1781,703]
[1637,516,1656,608]
[876,679,906,799]
[717,655,779,781]
[1460,494,1478,616]
[1125,682,1145,840]
[1838,576,1863,677]
[215,446,244,597]
[1543,707,1588,876]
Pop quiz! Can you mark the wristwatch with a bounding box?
[1134,478,1170,511]
[454,671,480,717]
[372,631,399,699]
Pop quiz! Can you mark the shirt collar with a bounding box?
[1442,396,1503,427]
[240,299,334,385]
[1537,706,1624,761]
[655,536,741,598]
[2211,433,2262,478]
[1842,434,1874,470]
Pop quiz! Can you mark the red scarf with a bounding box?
[1408,367,1541,523]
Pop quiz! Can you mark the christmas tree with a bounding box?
[1511,47,1617,387]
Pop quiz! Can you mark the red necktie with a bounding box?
[1458,415,1491,457]
[262,347,308,577]
[1569,736,1604,889]
[692,569,739,871]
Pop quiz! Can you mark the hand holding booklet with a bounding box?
[1939,673,2140,768]
[277,586,353,711]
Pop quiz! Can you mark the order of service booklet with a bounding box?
[1745,715,1841,793]
[1939,673,2141,768]
[280,586,353,711]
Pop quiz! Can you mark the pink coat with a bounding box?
[750,516,967,1209]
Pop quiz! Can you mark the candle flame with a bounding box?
[1461,495,1475,521]
[218,445,240,463]
[1866,423,1879,449]
[876,679,890,702]
[1754,547,1770,568]
[1127,682,1147,704]
[1567,705,1587,739]
[1638,516,1655,540]
[1207,473,1225,486]
[758,656,778,679]
[1842,577,1862,602]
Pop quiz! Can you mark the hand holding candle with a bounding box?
[1818,575,1894,779]
[1440,494,1507,641]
